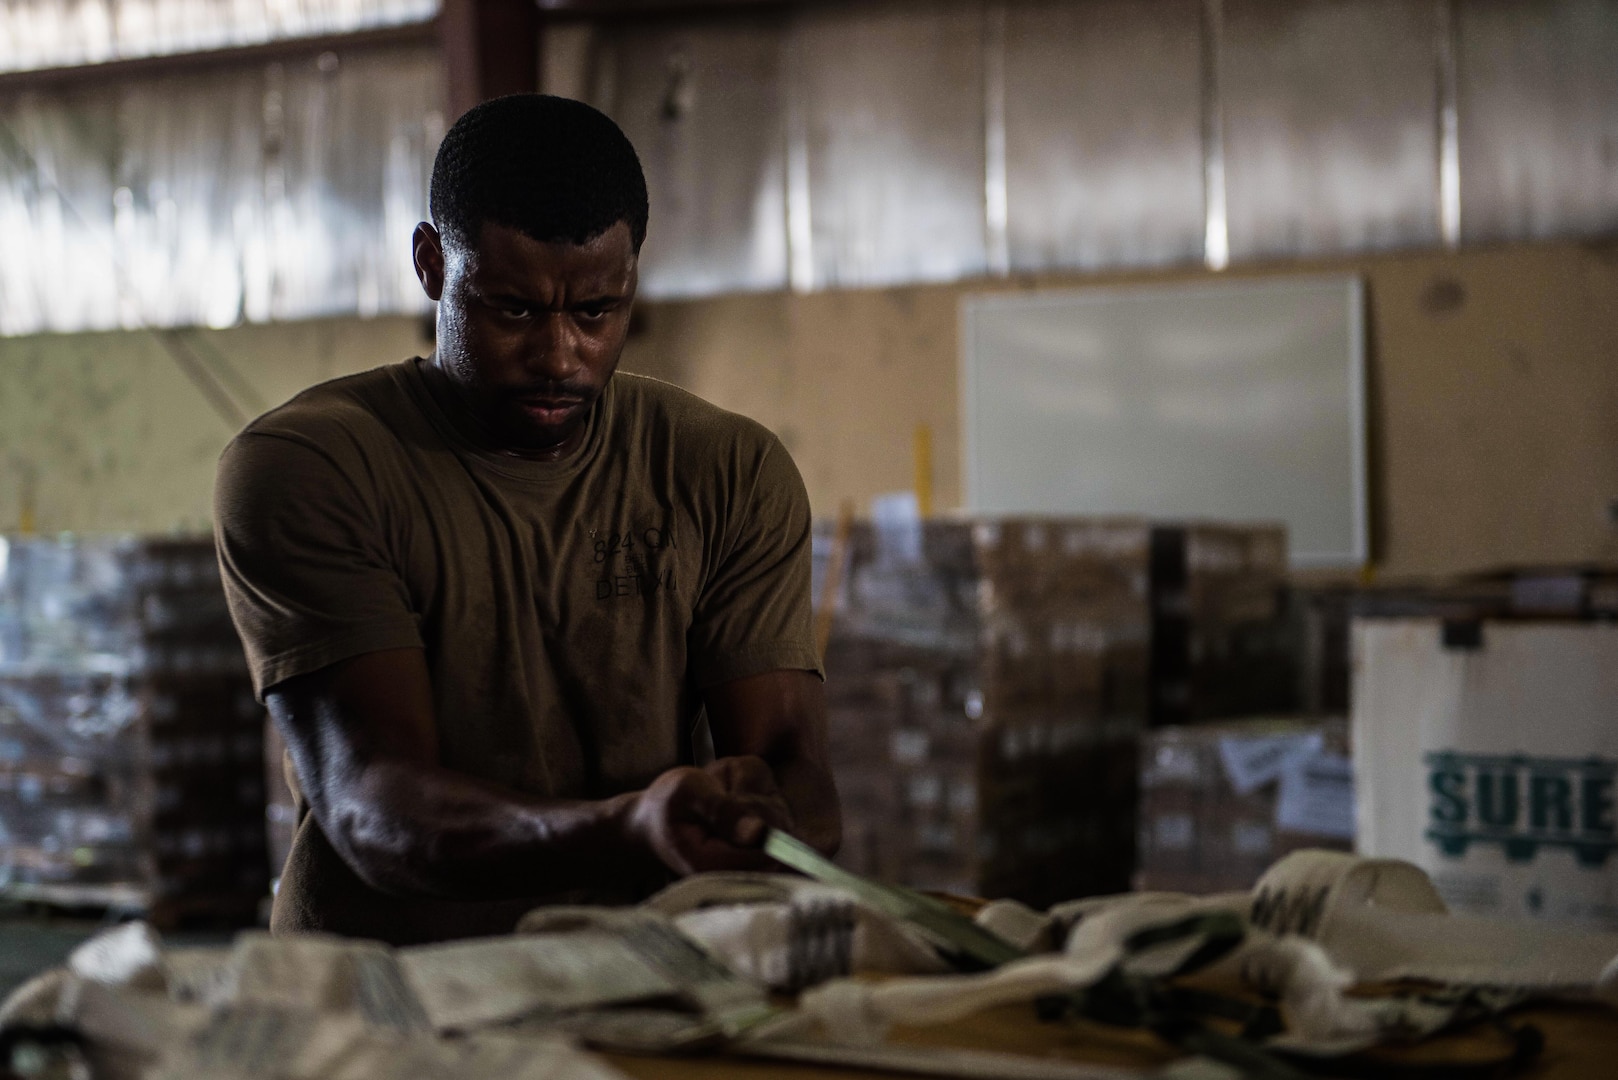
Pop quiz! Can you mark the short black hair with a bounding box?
[429,94,649,252]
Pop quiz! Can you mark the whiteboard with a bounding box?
[961,276,1366,567]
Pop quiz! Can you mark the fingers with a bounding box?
[631,767,717,876]
[704,755,780,798]
[667,820,780,874]
[710,792,792,843]
[660,765,727,825]
[703,756,793,842]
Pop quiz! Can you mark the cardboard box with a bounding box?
[1148,524,1294,726]
[1353,618,1618,931]
[1136,717,1352,895]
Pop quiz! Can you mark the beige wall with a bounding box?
[0,316,429,535]
[4,241,1615,579]
[622,241,1618,579]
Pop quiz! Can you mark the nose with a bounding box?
[525,312,581,382]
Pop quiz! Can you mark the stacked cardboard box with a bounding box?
[821,517,1289,908]
[1135,717,1352,895]
[0,536,268,926]
[1149,525,1293,726]
[1282,585,1355,717]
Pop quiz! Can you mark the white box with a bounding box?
[1353,618,1618,931]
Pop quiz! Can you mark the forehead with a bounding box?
[457,220,637,292]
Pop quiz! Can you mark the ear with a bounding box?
[413,222,446,302]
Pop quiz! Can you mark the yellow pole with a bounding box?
[913,423,933,518]
[18,463,36,535]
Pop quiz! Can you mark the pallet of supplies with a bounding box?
[0,535,268,926]
[815,516,1291,908]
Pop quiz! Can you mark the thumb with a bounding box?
[671,767,728,826]
[731,812,768,848]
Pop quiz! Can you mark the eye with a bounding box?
[575,303,611,322]
[482,295,531,319]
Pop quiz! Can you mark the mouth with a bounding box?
[516,397,585,426]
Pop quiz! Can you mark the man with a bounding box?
[215,94,840,946]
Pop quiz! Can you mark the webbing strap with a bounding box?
[1046,912,1543,1080]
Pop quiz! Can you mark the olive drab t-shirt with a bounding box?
[213,358,821,945]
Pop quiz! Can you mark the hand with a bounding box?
[628,757,795,876]
[703,755,795,847]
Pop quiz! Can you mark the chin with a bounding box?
[502,416,579,451]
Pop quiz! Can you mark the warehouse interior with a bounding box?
[3,0,1618,1076]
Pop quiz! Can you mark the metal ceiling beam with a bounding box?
[537,0,793,14]
[439,0,803,119]
[0,1,805,103]
[441,0,545,119]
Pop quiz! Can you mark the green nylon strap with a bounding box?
[764,829,1025,971]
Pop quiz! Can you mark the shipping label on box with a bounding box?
[1353,618,1618,931]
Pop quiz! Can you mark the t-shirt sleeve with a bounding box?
[214,429,423,699]
[688,436,823,687]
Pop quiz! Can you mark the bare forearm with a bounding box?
[327,761,655,901]
[766,754,842,857]
[270,648,807,898]
[703,670,842,857]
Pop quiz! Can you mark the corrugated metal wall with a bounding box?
[593,13,791,297]
[0,46,441,334]
[1456,0,1618,244]
[794,1,989,289]
[1,0,1616,329]
[1219,0,1442,260]
[586,0,1618,299]
[0,0,437,72]
[1002,0,1205,275]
